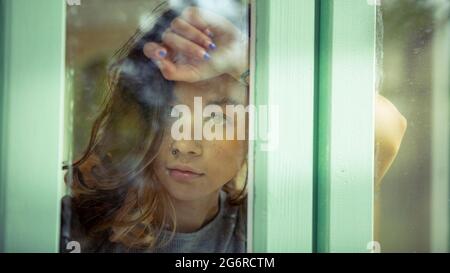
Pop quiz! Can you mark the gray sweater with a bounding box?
[60,190,247,253]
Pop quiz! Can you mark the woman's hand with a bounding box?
[143,7,248,83]
[374,94,407,241]
[374,94,408,189]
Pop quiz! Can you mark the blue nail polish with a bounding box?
[206,29,214,38]
[159,50,167,57]
[209,43,217,50]
[203,52,211,61]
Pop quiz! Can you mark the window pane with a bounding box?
[376,0,450,252]
[62,0,249,253]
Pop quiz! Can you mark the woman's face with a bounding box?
[153,74,247,202]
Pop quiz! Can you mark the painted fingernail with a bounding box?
[205,29,214,38]
[203,52,211,61]
[208,43,217,50]
[158,50,167,57]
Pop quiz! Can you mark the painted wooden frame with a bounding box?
[315,0,376,252]
[0,0,66,252]
[252,0,316,252]
[252,0,376,253]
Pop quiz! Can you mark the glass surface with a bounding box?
[376,0,450,252]
[62,0,249,253]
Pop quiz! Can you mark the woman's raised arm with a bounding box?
[143,7,248,84]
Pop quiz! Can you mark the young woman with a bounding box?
[61,5,249,253]
[61,4,406,253]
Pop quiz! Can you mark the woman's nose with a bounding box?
[171,140,202,158]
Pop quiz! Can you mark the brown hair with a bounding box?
[63,6,247,250]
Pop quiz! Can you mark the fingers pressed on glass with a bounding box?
[170,17,215,50]
[162,30,211,61]
[181,7,212,33]
[143,42,168,60]
[156,59,201,82]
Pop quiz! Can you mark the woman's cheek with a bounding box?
[204,140,245,183]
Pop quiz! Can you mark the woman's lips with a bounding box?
[167,167,204,182]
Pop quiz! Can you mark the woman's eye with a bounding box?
[210,112,229,125]
[164,106,181,125]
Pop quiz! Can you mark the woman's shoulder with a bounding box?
[221,191,247,246]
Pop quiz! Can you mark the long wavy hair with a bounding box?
[63,4,248,250]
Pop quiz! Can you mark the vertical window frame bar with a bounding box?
[0,0,66,252]
[316,0,377,253]
[253,0,316,252]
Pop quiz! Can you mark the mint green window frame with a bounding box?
[0,0,66,252]
[0,0,377,252]
[315,0,376,252]
[252,0,376,253]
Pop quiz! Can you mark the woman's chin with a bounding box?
[163,182,205,202]
[162,180,218,203]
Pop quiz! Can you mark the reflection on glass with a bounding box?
[376,0,450,252]
[61,0,249,253]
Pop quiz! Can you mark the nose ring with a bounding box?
[171,148,179,156]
